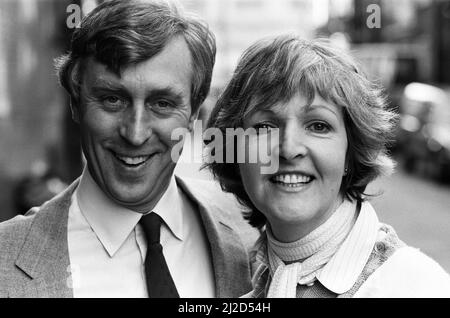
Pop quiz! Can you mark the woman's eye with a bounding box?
[307,122,331,133]
[252,123,277,135]
[253,123,274,130]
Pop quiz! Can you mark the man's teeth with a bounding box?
[116,155,149,165]
[273,174,312,184]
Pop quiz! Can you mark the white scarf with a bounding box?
[266,199,356,298]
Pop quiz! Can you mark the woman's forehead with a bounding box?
[245,93,342,121]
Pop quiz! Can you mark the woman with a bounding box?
[204,35,450,297]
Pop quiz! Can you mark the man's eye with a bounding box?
[101,95,125,108]
[307,122,331,133]
[155,100,174,109]
[105,96,119,103]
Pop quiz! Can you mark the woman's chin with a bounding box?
[266,205,312,224]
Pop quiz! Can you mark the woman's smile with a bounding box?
[269,171,315,192]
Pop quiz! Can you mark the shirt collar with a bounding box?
[316,200,380,294]
[75,167,183,257]
[151,174,184,241]
[253,200,379,295]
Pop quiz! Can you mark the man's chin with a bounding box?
[111,194,154,212]
[104,184,151,209]
[103,169,173,211]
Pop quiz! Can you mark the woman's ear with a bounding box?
[69,99,80,123]
[343,146,351,176]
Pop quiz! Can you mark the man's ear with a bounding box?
[188,106,201,132]
[69,98,81,123]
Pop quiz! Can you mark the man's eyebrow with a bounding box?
[90,78,127,92]
[89,77,187,103]
[147,87,185,100]
[90,80,185,100]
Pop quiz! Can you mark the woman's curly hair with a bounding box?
[204,35,398,228]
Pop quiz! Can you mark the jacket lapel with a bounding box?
[175,176,253,297]
[14,181,79,298]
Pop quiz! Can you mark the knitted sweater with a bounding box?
[245,223,450,298]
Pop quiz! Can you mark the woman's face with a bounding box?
[239,93,348,242]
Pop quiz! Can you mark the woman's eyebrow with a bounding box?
[304,104,339,117]
[247,108,280,121]
[256,103,339,117]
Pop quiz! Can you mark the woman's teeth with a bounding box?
[272,174,312,185]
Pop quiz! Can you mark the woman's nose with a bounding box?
[278,125,308,161]
[119,105,153,146]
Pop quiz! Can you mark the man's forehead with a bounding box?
[83,58,190,97]
[82,58,124,90]
[85,36,191,70]
[84,58,114,77]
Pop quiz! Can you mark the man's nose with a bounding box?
[119,105,152,146]
[278,125,308,161]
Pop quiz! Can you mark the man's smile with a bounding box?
[110,150,159,170]
[114,153,151,166]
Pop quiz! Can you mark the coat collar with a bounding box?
[175,175,253,298]
[14,180,79,297]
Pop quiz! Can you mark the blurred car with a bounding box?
[396,82,450,183]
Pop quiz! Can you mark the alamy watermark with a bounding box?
[171,120,280,175]
[66,4,81,29]
[65,3,382,30]
[367,4,381,29]
[66,264,81,289]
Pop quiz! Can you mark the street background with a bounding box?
[0,0,449,272]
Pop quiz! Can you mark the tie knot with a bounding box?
[140,212,161,244]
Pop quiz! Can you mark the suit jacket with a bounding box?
[0,175,259,298]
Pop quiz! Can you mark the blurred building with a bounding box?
[183,0,323,89]
[0,0,77,220]
[181,0,326,121]
[319,0,450,89]
[434,0,450,83]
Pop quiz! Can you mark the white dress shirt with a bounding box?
[67,168,215,298]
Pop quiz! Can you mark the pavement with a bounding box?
[368,168,450,273]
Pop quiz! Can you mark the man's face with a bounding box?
[76,36,195,213]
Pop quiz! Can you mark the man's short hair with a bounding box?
[205,35,398,228]
[55,0,216,113]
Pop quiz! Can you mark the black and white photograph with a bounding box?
[0,0,449,302]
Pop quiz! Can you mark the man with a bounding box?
[0,0,257,298]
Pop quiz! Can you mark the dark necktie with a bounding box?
[139,212,179,298]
